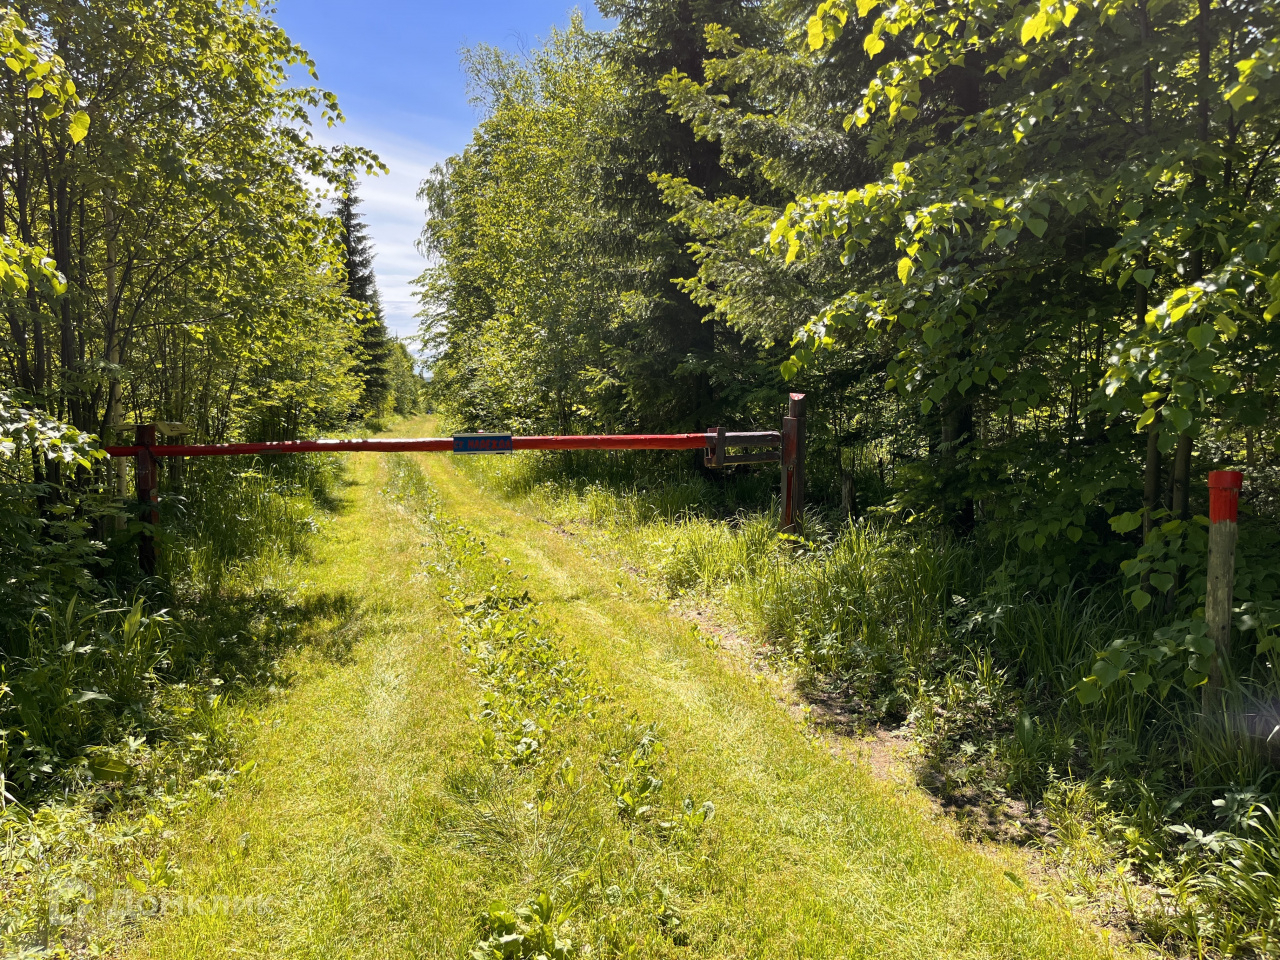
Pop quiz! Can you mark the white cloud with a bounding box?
[316,122,450,341]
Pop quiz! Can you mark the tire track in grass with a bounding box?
[119,453,483,960]
[387,454,718,958]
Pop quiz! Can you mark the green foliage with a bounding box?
[0,0,380,847]
[2,598,172,793]
[0,392,112,631]
[428,0,1280,625]
[471,892,577,960]
[1,448,343,955]
[421,5,796,434]
[385,340,423,417]
[1,449,340,800]
[336,173,398,419]
[766,0,1280,562]
[0,0,382,442]
[420,18,624,432]
[165,454,339,593]
[0,7,84,298]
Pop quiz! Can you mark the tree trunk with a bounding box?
[839,447,858,521]
[942,397,975,535]
[1171,434,1193,521]
[1164,433,1194,610]
[1142,409,1162,548]
[102,201,129,527]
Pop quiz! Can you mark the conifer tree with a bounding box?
[592,0,775,430]
[336,174,393,416]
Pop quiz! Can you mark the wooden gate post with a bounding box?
[135,424,159,576]
[780,393,806,534]
[1204,469,1243,712]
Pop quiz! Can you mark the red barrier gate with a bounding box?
[106,394,808,574]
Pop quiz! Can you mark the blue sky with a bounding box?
[271,1,611,340]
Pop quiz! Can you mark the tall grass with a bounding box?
[162,454,339,592]
[2,451,345,958]
[460,448,1280,957]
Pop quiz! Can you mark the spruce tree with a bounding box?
[336,173,393,416]
[592,0,772,430]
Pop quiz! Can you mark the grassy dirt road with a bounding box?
[121,422,1123,959]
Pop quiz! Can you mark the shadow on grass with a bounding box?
[175,586,364,690]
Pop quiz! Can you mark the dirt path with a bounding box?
[120,435,1124,959]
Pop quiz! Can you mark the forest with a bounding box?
[1,0,1279,957]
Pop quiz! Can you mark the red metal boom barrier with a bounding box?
[107,396,807,575]
[102,431,783,459]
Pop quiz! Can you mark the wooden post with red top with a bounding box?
[1204,469,1243,710]
[780,393,806,535]
[135,424,159,576]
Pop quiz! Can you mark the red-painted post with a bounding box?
[135,424,159,576]
[780,393,806,534]
[1204,469,1243,711]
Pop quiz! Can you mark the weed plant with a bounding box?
[458,448,1280,957]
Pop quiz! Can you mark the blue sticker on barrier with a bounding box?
[453,433,513,454]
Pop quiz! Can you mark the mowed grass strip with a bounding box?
[121,452,483,959]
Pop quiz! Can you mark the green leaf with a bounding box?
[1165,405,1192,433]
[68,110,89,144]
[1189,632,1215,657]
[806,16,826,50]
[1131,589,1152,611]
[1092,659,1120,686]
[1024,217,1047,238]
[1075,679,1101,704]
[897,257,913,283]
[88,756,130,780]
[1110,511,1144,535]
[1133,268,1155,288]
[1227,82,1259,108]
[1020,12,1047,44]
[1187,324,1216,351]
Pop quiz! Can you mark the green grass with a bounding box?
[103,418,1120,959]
